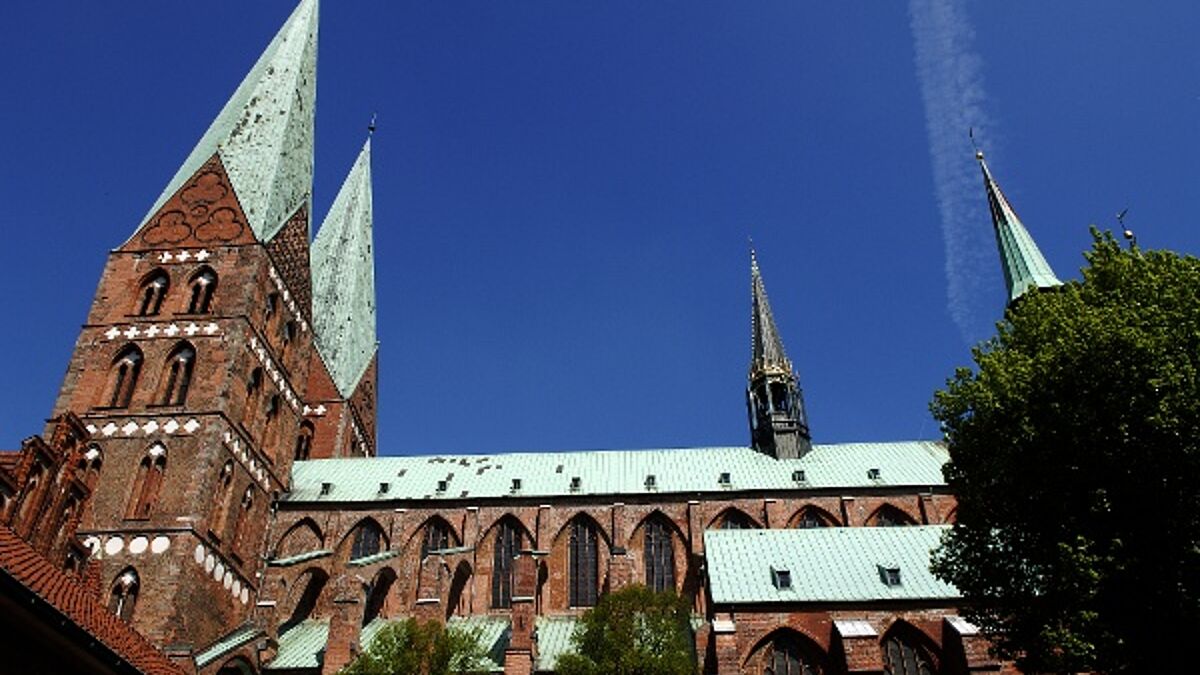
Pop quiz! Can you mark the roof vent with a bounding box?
[319,482,332,496]
[397,468,407,477]
[792,469,806,483]
[378,482,390,494]
[511,478,522,493]
[555,464,564,473]
[867,468,881,480]
[569,476,582,492]
[644,474,657,490]
[878,565,902,587]
[436,480,448,493]
[718,472,731,487]
[771,567,792,590]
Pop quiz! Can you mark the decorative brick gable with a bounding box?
[125,154,257,251]
[266,204,314,322]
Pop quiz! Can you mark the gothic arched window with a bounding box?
[882,632,937,675]
[158,342,195,405]
[108,568,140,621]
[568,517,600,607]
[105,345,143,408]
[209,460,235,540]
[869,505,916,527]
[185,267,217,314]
[244,367,264,426]
[294,422,314,461]
[136,270,169,316]
[263,393,282,444]
[644,516,676,592]
[80,445,103,490]
[231,486,255,557]
[350,520,385,561]
[763,632,824,675]
[795,506,834,529]
[421,518,453,559]
[491,518,522,608]
[718,509,758,530]
[126,444,166,520]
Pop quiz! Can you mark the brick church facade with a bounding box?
[1,1,1055,673]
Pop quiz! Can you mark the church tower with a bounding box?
[747,250,812,459]
[47,0,321,652]
[977,151,1061,306]
[306,136,379,458]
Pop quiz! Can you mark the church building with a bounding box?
[0,1,1058,672]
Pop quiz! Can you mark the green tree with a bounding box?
[340,618,488,675]
[931,232,1200,672]
[556,585,696,675]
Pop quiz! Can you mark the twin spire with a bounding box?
[977,151,1061,304]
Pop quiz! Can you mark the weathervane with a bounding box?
[368,112,377,136]
[969,127,983,159]
[1117,208,1136,247]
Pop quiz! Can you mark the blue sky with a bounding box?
[2,1,1198,454]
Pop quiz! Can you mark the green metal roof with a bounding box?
[704,525,958,604]
[979,154,1061,304]
[267,619,328,670]
[195,623,261,667]
[135,0,318,244]
[287,442,948,503]
[311,137,377,397]
[268,549,331,567]
[534,616,578,672]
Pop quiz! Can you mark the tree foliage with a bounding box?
[931,232,1200,672]
[556,585,696,675]
[340,618,488,675]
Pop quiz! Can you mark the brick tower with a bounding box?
[47,0,323,655]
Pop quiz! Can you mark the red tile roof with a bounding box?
[0,450,19,472]
[0,524,186,675]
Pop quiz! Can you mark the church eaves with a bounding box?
[750,249,792,377]
[136,0,318,244]
[311,137,376,398]
[978,152,1061,305]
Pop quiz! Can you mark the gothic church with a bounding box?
[0,1,1053,673]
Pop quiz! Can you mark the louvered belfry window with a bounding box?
[569,518,599,607]
[492,519,521,608]
[644,517,675,592]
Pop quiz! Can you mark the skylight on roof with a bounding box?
[878,565,902,587]
[771,567,792,590]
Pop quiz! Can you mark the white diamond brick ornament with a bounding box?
[104,327,121,340]
[223,571,233,589]
[123,326,140,339]
[183,418,201,433]
[121,421,139,436]
[86,424,98,434]
[232,579,241,596]
[240,588,249,604]
[129,537,149,554]
[164,324,180,337]
[204,323,219,335]
[145,325,161,337]
[213,562,225,582]
[101,422,118,436]
[163,419,180,434]
[151,536,170,554]
[196,250,211,261]
[177,250,192,262]
[105,537,124,556]
[194,544,206,564]
[184,323,199,336]
[159,252,173,263]
[205,554,216,572]
[141,420,159,434]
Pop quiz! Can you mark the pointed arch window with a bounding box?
[568,518,600,607]
[492,519,522,608]
[263,393,282,443]
[231,486,255,558]
[795,507,834,529]
[126,444,166,520]
[108,568,140,621]
[421,518,453,559]
[136,270,169,316]
[244,368,264,426]
[869,505,916,527]
[644,516,676,592]
[80,445,103,490]
[882,633,937,675]
[158,342,195,405]
[294,421,314,461]
[186,267,218,314]
[209,460,235,540]
[15,462,48,538]
[763,633,824,675]
[105,346,143,408]
[719,509,757,530]
[351,520,385,561]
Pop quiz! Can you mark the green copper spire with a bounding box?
[978,152,1061,305]
[138,0,319,243]
[311,137,376,398]
[747,249,811,459]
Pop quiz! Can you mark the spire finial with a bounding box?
[970,127,984,160]
[368,112,377,136]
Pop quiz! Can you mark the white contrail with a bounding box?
[908,0,1001,344]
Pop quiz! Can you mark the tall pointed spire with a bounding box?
[747,248,811,459]
[311,137,376,398]
[978,151,1061,305]
[137,0,319,243]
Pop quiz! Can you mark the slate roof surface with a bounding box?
[0,524,186,675]
[287,441,948,503]
[704,525,959,604]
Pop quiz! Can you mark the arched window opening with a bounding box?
[282,320,298,346]
[51,496,80,553]
[350,520,385,561]
[882,630,937,675]
[231,486,255,557]
[492,518,523,608]
[568,517,600,607]
[265,292,279,324]
[869,505,916,527]
[421,518,454,559]
[363,568,397,626]
[136,271,169,316]
[209,460,235,541]
[15,463,48,538]
[186,267,217,314]
[643,516,676,592]
[294,422,314,461]
[159,343,195,405]
[244,368,264,425]
[81,445,103,489]
[108,568,140,621]
[105,346,143,408]
[761,632,824,675]
[718,509,758,530]
[795,507,834,529]
[126,444,166,520]
[282,569,328,632]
